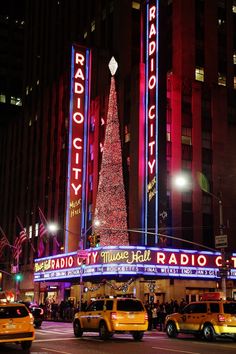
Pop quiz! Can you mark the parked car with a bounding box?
[165,299,236,341]
[20,301,44,328]
[73,297,148,341]
[0,302,35,350]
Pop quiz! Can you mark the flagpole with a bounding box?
[15,252,20,301]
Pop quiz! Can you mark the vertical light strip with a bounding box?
[145,1,150,245]
[155,0,159,243]
[144,0,159,245]
[81,48,91,243]
[65,45,91,252]
[65,45,75,253]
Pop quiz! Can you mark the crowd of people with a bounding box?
[40,298,79,321]
[40,297,188,327]
[145,299,188,331]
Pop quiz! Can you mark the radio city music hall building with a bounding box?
[1,1,236,303]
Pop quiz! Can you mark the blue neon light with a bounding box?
[65,45,75,253]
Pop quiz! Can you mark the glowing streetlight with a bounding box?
[172,172,192,191]
[47,222,59,234]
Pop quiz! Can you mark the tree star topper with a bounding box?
[108,57,118,76]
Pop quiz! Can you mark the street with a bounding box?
[0,321,236,354]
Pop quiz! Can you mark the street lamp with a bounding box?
[173,172,227,299]
[47,222,59,234]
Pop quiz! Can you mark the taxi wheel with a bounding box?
[99,321,109,340]
[203,324,215,341]
[132,331,144,341]
[21,341,32,350]
[166,321,178,338]
[73,320,83,337]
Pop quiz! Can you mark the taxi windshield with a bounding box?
[0,306,29,318]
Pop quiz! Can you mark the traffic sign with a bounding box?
[215,234,228,248]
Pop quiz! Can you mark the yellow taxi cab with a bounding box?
[73,297,148,341]
[0,301,35,350]
[165,295,236,341]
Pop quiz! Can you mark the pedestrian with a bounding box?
[152,305,158,330]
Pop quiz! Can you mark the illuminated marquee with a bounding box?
[65,45,91,252]
[144,0,159,243]
[34,246,236,281]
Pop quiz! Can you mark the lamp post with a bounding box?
[173,172,227,299]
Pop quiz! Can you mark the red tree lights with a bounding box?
[94,58,129,246]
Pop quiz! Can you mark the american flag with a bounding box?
[38,207,48,257]
[0,226,10,257]
[0,236,9,257]
[13,229,27,259]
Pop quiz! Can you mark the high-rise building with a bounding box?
[0,0,25,266]
[1,0,236,302]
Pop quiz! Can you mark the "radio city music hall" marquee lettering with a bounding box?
[34,246,236,276]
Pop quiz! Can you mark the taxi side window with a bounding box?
[192,303,207,313]
[105,300,114,310]
[93,300,104,311]
[86,300,104,312]
[185,303,207,313]
[210,303,219,313]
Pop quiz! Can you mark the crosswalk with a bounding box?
[36,327,74,336]
[36,322,167,340]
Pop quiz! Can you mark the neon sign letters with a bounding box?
[144,0,159,243]
[34,246,236,281]
[65,45,91,252]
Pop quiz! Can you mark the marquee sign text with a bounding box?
[34,246,236,281]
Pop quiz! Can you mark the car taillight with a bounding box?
[218,314,225,322]
[145,312,148,321]
[40,308,44,315]
[111,312,117,320]
[29,312,34,325]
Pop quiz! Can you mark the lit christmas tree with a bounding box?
[94,57,129,246]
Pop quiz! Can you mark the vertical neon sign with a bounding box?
[145,0,159,244]
[65,44,91,253]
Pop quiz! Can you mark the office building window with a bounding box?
[91,20,95,32]
[218,73,226,86]
[233,53,236,64]
[182,144,192,160]
[195,67,204,81]
[10,96,22,106]
[132,1,140,10]
[181,127,192,145]
[202,131,212,149]
[167,123,171,142]
[233,0,236,13]
[234,77,236,89]
[203,194,212,214]
[0,94,6,103]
